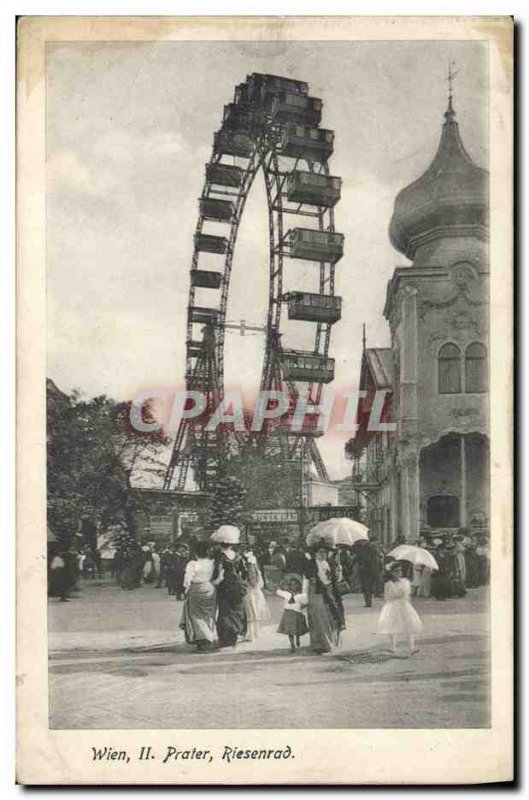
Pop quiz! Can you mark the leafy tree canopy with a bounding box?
[47,383,170,543]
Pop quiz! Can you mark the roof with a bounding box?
[389,100,488,259]
[364,348,393,389]
[347,347,394,456]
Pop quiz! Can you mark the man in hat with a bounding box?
[352,537,381,608]
[173,542,189,600]
[157,543,171,589]
[164,545,178,596]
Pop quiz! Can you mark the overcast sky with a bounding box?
[46,39,487,478]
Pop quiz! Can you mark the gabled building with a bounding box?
[350,94,489,544]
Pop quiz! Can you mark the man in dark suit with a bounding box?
[353,538,380,607]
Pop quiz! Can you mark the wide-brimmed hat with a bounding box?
[211,525,241,545]
[281,572,303,590]
[283,572,303,585]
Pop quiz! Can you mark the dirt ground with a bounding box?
[48,580,490,729]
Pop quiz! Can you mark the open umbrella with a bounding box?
[306,517,369,548]
[211,525,241,545]
[387,544,438,571]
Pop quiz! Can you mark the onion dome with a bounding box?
[389,97,488,260]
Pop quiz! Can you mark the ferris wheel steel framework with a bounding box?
[164,75,343,496]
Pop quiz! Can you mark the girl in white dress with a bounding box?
[378,561,423,656]
[242,550,271,641]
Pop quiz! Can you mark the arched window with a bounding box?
[438,342,462,394]
[465,342,487,393]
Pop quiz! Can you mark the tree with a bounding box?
[47,384,170,544]
[228,449,301,511]
[208,473,246,531]
[344,437,357,461]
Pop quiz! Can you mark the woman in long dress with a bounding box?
[454,537,467,586]
[411,564,422,596]
[430,544,451,600]
[303,545,344,654]
[120,546,142,590]
[464,538,480,588]
[180,541,217,652]
[378,561,423,656]
[416,566,432,598]
[242,549,271,642]
[476,538,490,585]
[142,547,154,583]
[214,543,248,649]
[415,539,433,598]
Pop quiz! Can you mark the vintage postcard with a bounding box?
[17,15,513,784]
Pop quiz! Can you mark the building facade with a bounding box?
[351,96,489,544]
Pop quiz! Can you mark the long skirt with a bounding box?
[307,593,340,653]
[244,586,271,623]
[456,553,467,585]
[120,564,139,589]
[277,609,309,637]
[180,582,216,645]
[417,567,432,598]
[351,563,362,592]
[431,570,451,599]
[48,567,69,599]
[216,584,247,647]
[412,565,423,590]
[477,555,490,585]
[465,551,480,587]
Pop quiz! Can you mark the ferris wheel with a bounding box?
[164,73,344,494]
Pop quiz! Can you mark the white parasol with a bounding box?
[211,525,241,545]
[387,544,439,571]
[306,517,369,548]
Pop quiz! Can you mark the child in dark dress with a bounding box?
[276,576,309,653]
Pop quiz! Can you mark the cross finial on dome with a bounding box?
[445,61,459,121]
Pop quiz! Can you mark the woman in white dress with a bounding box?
[242,550,271,642]
[378,561,423,656]
[180,541,217,652]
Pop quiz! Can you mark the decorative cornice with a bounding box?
[401,222,489,262]
[418,289,487,319]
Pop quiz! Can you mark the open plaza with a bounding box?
[49,578,489,730]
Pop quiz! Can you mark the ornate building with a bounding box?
[350,94,489,544]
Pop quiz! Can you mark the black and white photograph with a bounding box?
[16,15,513,785]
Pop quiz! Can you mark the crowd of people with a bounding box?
[48,543,102,601]
[394,531,490,600]
[175,536,347,655]
[111,538,190,595]
[49,523,490,657]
